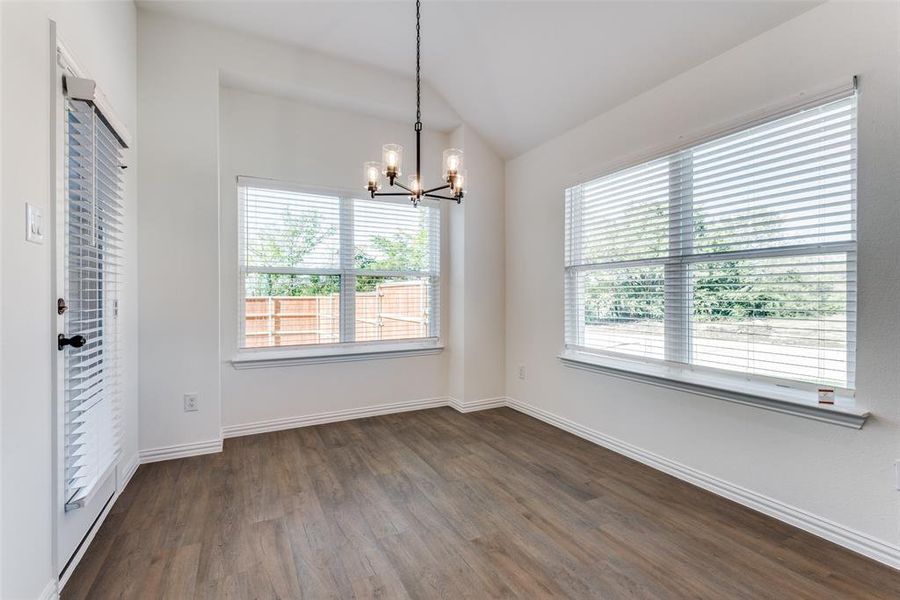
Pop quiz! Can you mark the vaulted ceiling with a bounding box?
[139,1,818,158]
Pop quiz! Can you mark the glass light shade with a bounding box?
[443,148,464,177]
[382,144,403,177]
[364,161,381,189]
[408,174,421,194]
[453,169,466,196]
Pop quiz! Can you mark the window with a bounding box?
[238,177,440,351]
[565,94,857,392]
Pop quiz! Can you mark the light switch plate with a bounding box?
[26,203,44,244]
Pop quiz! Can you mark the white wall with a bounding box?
[447,124,506,402]
[0,2,138,598]
[0,3,5,594]
[506,0,900,553]
[219,87,449,427]
[138,10,505,448]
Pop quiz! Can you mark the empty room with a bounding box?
[2,0,900,598]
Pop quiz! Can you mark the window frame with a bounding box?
[562,91,861,420]
[233,176,442,364]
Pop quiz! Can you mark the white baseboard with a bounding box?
[39,579,58,600]
[505,396,900,570]
[118,453,139,490]
[447,396,507,413]
[138,438,223,464]
[139,395,504,460]
[222,395,505,439]
[222,396,450,438]
[57,451,142,592]
[56,489,117,592]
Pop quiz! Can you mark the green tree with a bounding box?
[355,229,430,292]
[247,208,339,296]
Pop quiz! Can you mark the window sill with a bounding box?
[231,340,443,369]
[558,349,869,429]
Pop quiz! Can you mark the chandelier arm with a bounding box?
[373,192,414,197]
[422,184,451,195]
[392,180,414,193]
[424,193,459,201]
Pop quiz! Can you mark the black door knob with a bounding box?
[58,334,87,351]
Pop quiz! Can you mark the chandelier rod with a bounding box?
[416,0,421,127]
[414,0,422,189]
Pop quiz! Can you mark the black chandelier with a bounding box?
[363,0,465,207]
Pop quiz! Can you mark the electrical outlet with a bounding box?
[518,365,526,380]
[184,393,199,412]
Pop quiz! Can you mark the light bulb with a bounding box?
[443,148,464,180]
[363,161,381,192]
[408,175,421,193]
[453,169,467,197]
[382,144,403,178]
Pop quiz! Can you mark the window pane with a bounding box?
[565,95,856,389]
[689,99,855,255]
[243,187,341,269]
[355,276,434,342]
[573,267,665,360]
[353,198,438,272]
[691,254,853,387]
[571,158,671,266]
[243,273,340,348]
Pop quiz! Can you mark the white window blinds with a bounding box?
[239,178,440,349]
[64,98,124,509]
[565,93,857,390]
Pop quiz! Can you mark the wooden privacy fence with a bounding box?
[245,280,428,347]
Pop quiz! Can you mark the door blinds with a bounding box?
[63,98,124,509]
[565,93,857,390]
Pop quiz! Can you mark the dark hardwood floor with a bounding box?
[63,407,899,599]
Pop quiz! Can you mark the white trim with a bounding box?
[118,453,139,491]
[231,341,443,369]
[222,395,505,438]
[223,396,449,438]
[505,396,899,570]
[559,350,868,429]
[138,439,223,464]
[56,38,132,148]
[56,489,115,591]
[39,580,59,600]
[57,452,141,590]
[447,396,507,413]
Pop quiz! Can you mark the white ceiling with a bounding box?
[139,1,818,158]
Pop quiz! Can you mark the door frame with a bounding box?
[49,24,126,590]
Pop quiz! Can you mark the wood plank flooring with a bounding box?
[63,407,900,599]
